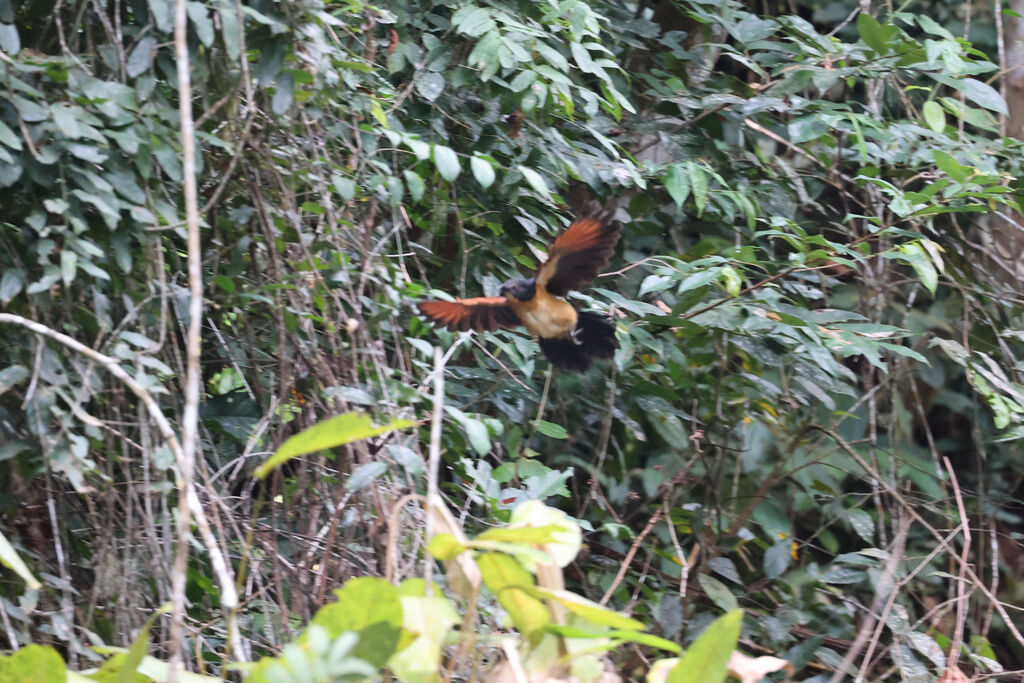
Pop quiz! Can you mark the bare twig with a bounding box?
[944,456,972,674]
[829,516,911,683]
[600,509,662,606]
[424,345,446,594]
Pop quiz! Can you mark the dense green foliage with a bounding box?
[1,0,1023,679]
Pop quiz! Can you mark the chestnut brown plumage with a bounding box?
[417,218,621,371]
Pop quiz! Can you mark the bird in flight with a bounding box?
[418,217,621,371]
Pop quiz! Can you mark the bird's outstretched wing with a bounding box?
[535,218,622,297]
[417,297,521,332]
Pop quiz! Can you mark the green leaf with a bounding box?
[0,22,19,54]
[897,241,938,295]
[219,2,241,59]
[126,36,156,78]
[255,412,414,479]
[959,78,1008,115]
[433,145,460,181]
[314,577,402,668]
[534,420,567,439]
[403,169,425,202]
[428,533,467,561]
[470,155,496,188]
[664,163,690,210]
[0,119,21,150]
[0,529,40,589]
[532,587,647,630]
[478,552,549,636]
[415,72,445,102]
[333,174,356,200]
[857,14,898,54]
[508,70,537,92]
[0,268,24,304]
[697,573,738,612]
[0,644,65,681]
[118,604,171,683]
[666,610,743,683]
[187,1,214,47]
[922,101,945,132]
[316,577,402,634]
[687,161,707,216]
[50,103,81,138]
[518,165,550,200]
[451,5,495,36]
[544,625,683,653]
[719,265,742,297]
[932,150,970,182]
[345,461,388,492]
[370,97,388,127]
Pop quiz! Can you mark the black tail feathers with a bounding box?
[537,312,617,372]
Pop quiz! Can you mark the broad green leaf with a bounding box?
[126,36,156,78]
[719,265,742,297]
[922,101,945,132]
[388,596,459,683]
[478,552,550,636]
[534,420,567,439]
[370,97,388,127]
[932,150,969,182]
[857,14,899,54]
[0,644,65,681]
[345,461,388,492]
[333,174,356,200]
[470,155,496,189]
[959,78,1008,115]
[897,241,938,295]
[315,577,402,634]
[544,625,682,653]
[664,163,690,209]
[428,533,467,561]
[697,573,738,612]
[0,268,24,304]
[0,529,40,589]
[187,1,214,46]
[687,161,707,216]
[531,587,646,630]
[666,610,743,683]
[415,72,445,102]
[403,169,425,202]
[118,604,171,683]
[476,524,565,545]
[0,119,21,150]
[255,412,414,479]
[519,165,550,200]
[0,22,19,54]
[433,144,460,181]
[50,103,81,138]
[219,2,241,59]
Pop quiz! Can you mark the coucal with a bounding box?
[418,217,621,371]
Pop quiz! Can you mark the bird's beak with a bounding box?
[499,284,509,297]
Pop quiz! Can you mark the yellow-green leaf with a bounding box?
[256,412,414,479]
[922,101,945,133]
[666,610,743,683]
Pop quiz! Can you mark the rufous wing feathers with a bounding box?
[536,218,622,297]
[417,298,520,332]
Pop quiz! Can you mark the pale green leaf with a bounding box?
[256,412,414,479]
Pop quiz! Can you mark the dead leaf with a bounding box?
[426,494,481,599]
[727,651,793,683]
[937,666,969,683]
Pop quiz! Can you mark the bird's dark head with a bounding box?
[499,278,536,302]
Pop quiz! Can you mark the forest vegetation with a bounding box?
[0,0,1023,680]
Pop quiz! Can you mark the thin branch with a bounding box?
[170,0,210,672]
